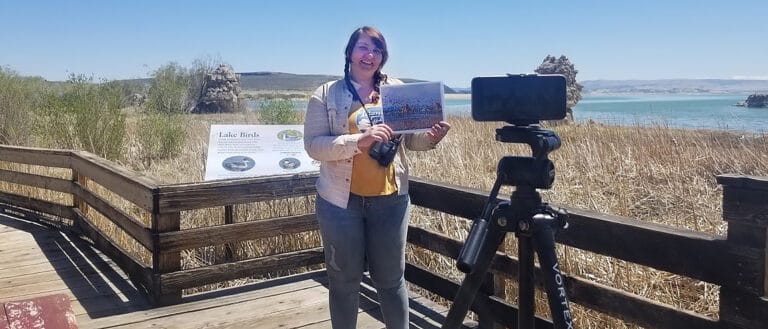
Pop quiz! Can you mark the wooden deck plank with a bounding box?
[1,263,124,289]
[1,280,147,321]
[0,230,64,248]
[0,222,62,234]
[0,225,37,235]
[81,273,461,329]
[0,234,47,248]
[86,282,387,329]
[0,223,18,233]
[72,299,148,324]
[0,266,133,300]
[0,269,143,302]
[2,284,145,318]
[111,285,330,329]
[187,280,385,329]
[0,247,134,302]
[286,290,384,329]
[0,233,126,278]
[68,291,147,316]
[0,257,119,280]
[217,281,459,329]
[0,234,120,269]
[214,296,342,329]
[5,231,108,254]
[80,274,326,328]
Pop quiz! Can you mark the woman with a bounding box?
[303,26,451,329]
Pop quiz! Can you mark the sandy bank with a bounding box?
[445,93,471,100]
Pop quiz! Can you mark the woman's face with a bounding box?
[348,34,383,80]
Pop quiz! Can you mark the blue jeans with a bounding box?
[316,193,410,329]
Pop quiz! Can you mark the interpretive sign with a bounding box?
[204,125,319,180]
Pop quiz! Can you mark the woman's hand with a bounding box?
[427,121,451,144]
[358,124,393,149]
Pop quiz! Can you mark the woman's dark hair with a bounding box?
[344,26,388,91]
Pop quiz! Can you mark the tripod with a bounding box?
[443,125,574,329]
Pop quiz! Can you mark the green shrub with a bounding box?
[188,56,220,103]
[0,67,46,145]
[136,112,187,162]
[146,63,193,114]
[37,74,127,159]
[136,60,220,164]
[258,98,301,124]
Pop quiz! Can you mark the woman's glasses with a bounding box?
[355,44,383,58]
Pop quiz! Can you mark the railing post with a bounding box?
[71,169,87,216]
[151,207,182,306]
[476,272,505,329]
[224,205,235,262]
[717,174,768,329]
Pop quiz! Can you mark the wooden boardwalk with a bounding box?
[1,213,465,329]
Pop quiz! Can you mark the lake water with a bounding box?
[272,94,768,133]
[441,94,768,133]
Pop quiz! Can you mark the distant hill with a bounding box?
[239,72,339,91]
[116,71,458,93]
[581,79,768,94]
[239,72,457,93]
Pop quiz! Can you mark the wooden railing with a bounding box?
[407,177,768,329]
[150,173,321,305]
[1,144,766,329]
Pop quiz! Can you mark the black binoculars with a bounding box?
[368,137,401,167]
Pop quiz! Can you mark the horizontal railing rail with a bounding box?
[154,173,318,213]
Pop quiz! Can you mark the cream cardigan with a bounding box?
[303,77,436,208]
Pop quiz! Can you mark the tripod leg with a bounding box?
[518,234,536,329]
[443,227,506,329]
[532,217,574,329]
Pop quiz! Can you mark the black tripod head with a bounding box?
[495,125,561,189]
[456,124,564,273]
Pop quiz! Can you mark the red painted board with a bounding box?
[3,294,77,329]
[0,302,9,329]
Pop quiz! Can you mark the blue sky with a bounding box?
[2,0,766,87]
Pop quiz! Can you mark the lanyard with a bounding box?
[344,77,375,124]
[343,77,402,142]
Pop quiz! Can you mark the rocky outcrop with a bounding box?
[193,64,242,113]
[535,55,582,123]
[535,55,583,110]
[742,93,768,108]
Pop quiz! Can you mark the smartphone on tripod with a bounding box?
[443,74,574,329]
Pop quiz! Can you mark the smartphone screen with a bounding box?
[471,75,567,124]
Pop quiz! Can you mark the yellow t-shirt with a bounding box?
[348,101,398,196]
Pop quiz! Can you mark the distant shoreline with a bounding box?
[583,91,753,96]
[445,93,470,100]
